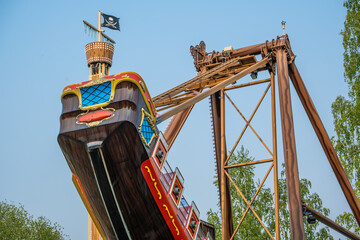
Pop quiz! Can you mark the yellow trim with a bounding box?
[162,204,180,236]
[72,176,107,240]
[61,78,114,111]
[163,204,174,219]
[172,219,180,236]
[145,166,155,181]
[111,78,155,117]
[145,166,161,199]
[138,108,158,148]
[154,182,162,200]
[113,71,153,104]
[61,88,80,99]
[61,72,156,117]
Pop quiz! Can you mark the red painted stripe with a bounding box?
[77,110,113,123]
[141,159,190,240]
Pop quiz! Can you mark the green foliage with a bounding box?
[207,208,222,240]
[207,147,333,239]
[0,200,68,240]
[278,167,333,240]
[332,0,360,186]
[332,0,360,233]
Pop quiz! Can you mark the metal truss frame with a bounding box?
[152,35,360,240]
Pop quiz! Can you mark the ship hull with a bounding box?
[58,75,173,239]
[58,122,174,240]
[58,72,214,240]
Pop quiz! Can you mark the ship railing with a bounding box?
[158,157,203,238]
[177,196,190,226]
[160,160,174,193]
[159,159,192,228]
[196,229,213,240]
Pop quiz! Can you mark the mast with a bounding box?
[83,12,116,80]
[98,11,102,42]
[84,12,117,240]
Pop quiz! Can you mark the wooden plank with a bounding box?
[276,49,305,239]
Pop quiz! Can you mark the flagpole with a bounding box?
[98,10,102,42]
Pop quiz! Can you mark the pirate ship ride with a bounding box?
[58,12,215,240]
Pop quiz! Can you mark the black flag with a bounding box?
[101,13,120,31]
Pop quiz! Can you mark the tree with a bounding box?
[0,200,68,240]
[331,0,360,234]
[207,147,333,239]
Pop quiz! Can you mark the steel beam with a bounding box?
[153,57,240,103]
[289,62,360,226]
[271,71,280,240]
[276,49,305,239]
[303,204,360,240]
[210,91,233,239]
[163,106,194,150]
[156,58,269,123]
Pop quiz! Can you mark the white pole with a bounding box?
[98,11,102,42]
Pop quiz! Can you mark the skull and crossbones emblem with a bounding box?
[104,17,118,28]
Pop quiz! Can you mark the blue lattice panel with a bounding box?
[80,82,112,107]
[140,116,155,145]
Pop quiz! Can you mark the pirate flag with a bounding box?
[101,13,120,31]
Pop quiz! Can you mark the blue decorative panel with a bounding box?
[80,82,111,107]
[141,116,155,145]
[180,197,189,207]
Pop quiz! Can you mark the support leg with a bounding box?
[211,91,233,239]
[276,49,305,239]
[289,62,360,226]
[271,71,280,240]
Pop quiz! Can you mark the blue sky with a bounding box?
[0,0,350,239]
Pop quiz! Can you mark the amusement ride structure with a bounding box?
[58,12,360,240]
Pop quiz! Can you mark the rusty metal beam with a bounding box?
[224,84,271,166]
[230,163,274,240]
[276,49,305,239]
[229,36,290,59]
[303,203,360,240]
[288,62,360,226]
[224,90,273,156]
[210,92,233,236]
[156,58,269,123]
[271,71,280,240]
[191,36,294,72]
[210,92,223,190]
[153,57,241,103]
[155,94,194,109]
[224,158,273,169]
[162,91,203,150]
[217,90,234,240]
[225,171,274,239]
[163,106,194,151]
[224,78,270,91]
